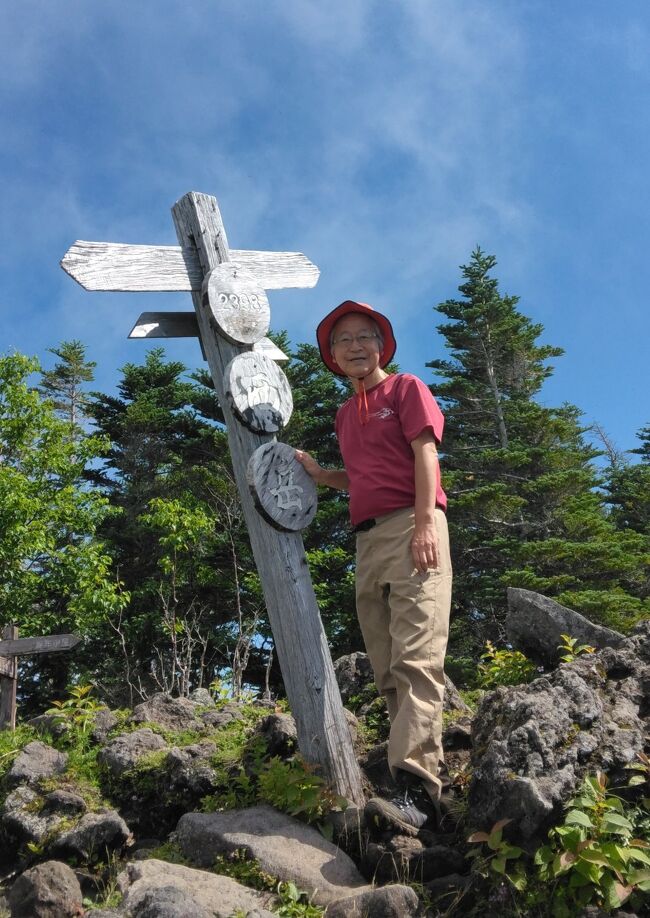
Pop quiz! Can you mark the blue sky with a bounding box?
[1,1,648,455]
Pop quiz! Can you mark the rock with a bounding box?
[252,713,297,758]
[443,673,473,713]
[129,884,212,917]
[42,789,87,816]
[334,652,375,703]
[359,741,394,798]
[6,741,67,788]
[117,859,275,918]
[26,713,69,740]
[176,805,369,905]
[7,860,83,917]
[443,717,473,750]
[324,883,421,917]
[363,836,464,883]
[166,742,219,796]
[98,728,168,777]
[90,708,119,744]
[2,786,54,845]
[469,626,650,840]
[506,588,625,665]
[325,806,367,859]
[131,693,204,732]
[189,687,215,707]
[199,707,244,729]
[50,810,131,862]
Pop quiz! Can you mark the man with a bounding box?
[296,300,453,835]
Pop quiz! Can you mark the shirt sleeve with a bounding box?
[395,374,445,445]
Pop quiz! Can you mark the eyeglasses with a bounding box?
[332,332,380,348]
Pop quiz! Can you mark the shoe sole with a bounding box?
[364,799,424,836]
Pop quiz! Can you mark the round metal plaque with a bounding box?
[247,442,317,531]
[225,352,293,433]
[202,264,270,345]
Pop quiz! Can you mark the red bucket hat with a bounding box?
[316,300,397,377]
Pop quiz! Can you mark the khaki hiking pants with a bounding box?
[355,506,452,800]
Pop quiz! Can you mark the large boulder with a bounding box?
[1,786,86,846]
[117,859,275,918]
[333,653,374,703]
[469,620,650,840]
[6,741,67,788]
[176,805,369,906]
[131,693,204,732]
[506,587,625,665]
[98,728,168,778]
[50,810,131,862]
[7,860,83,917]
[324,884,421,917]
[166,742,219,796]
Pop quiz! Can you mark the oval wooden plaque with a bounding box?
[225,352,293,433]
[247,442,317,532]
[202,264,270,345]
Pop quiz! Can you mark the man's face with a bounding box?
[330,313,382,380]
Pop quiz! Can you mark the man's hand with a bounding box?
[411,522,439,573]
[295,452,350,490]
[295,449,323,483]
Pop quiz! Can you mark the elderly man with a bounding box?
[296,300,453,834]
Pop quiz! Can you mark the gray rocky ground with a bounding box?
[0,590,647,916]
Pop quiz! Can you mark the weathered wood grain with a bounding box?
[225,353,293,433]
[0,634,80,656]
[204,265,270,345]
[171,191,364,806]
[247,442,317,531]
[0,625,17,730]
[61,241,319,291]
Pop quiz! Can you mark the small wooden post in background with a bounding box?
[0,625,18,730]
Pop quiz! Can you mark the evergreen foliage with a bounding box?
[86,348,264,703]
[38,340,96,437]
[0,352,126,711]
[429,249,649,664]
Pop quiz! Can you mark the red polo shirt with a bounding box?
[335,373,447,527]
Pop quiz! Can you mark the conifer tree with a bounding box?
[429,250,649,670]
[39,340,96,437]
[88,349,258,699]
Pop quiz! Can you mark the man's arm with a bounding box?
[295,450,349,490]
[410,430,440,573]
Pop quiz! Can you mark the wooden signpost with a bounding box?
[61,192,364,806]
[0,625,81,730]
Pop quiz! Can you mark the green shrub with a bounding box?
[478,641,537,688]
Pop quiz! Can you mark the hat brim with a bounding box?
[316,301,397,377]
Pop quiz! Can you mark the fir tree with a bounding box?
[39,340,96,437]
[429,250,649,671]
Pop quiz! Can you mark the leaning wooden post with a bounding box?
[0,625,18,730]
[171,193,364,805]
[61,192,364,806]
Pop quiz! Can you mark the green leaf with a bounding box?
[565,809,593,828]
[601,812,634,833]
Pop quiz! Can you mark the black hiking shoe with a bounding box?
[365,776,437,836]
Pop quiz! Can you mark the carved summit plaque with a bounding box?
[225,352,293,433]
[247,442,317,531]
[203,264,270,345]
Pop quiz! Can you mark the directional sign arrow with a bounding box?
[0,634,81,656]
[61,242,319,292]
[127,312,289,361]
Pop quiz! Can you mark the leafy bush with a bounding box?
[478,642,536,688]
